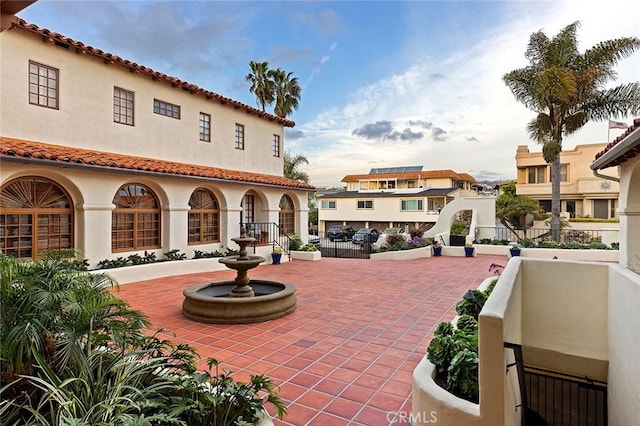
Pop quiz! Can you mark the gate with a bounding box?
[524,368,607,426]
[315,232,371,259]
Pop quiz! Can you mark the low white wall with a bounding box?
[290,250,321,261]
[93,246,280,284]
[607,265,640,426]
[370,246,431,260]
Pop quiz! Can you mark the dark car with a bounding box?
[352,228,380,245]
[327,225,356,241]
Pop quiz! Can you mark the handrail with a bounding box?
[240,222,294,257]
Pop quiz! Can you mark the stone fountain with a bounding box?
[182,228,297,323]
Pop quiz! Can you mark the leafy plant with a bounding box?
[588,241,609,250]
[97,256,130,269]
[455,290,488,319]
[288,235,303,251]
[456,314,478,332]
[450,222,467,236]
[164,249,187,261]
[300,243,318,252]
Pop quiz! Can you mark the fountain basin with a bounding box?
[182,279,297,324]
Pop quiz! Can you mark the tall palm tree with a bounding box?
[245,61,274,112]
[271,68,301,118]
[284,152,309,183]
[504,21,640,241]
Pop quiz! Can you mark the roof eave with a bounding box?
[591,127,640,170]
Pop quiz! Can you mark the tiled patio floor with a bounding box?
[112,255,507,425]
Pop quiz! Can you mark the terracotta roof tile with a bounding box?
[594,118,640,166]
[341,169,476,182]
[0,136,314,190]
[11,18,295,128]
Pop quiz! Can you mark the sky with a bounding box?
[18,0,640,187]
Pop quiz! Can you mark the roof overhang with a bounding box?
[591,125,640,170]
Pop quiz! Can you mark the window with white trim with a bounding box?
[401,199,423,211]
[357,200,373,209]
[321,200,336,209]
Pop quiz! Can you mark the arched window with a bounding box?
[0,177,73,258]
[112,184,160,252]
[188,188,220,244]
[279,195,295,235]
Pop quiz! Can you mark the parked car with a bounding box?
[308,235,321,248]
[352,228,380,245]
[327,225,356,242]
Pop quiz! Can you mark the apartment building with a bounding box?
[0,14,312,266]
[317,166,477,232]
[515,143,619,218]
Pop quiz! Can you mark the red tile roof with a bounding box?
[0,136,314,190]
[341,169,476,183]
[593,118,640,167]
[10,18,295,128]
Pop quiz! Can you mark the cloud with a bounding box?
[352,121,394,139]
[304,41,339,88]
[407,120,433,129]
[285,130,305,140]
[467,136,480,142]
[432,128,448,141]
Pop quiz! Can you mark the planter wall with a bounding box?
[291,250,321,261]
[370,246,432,261]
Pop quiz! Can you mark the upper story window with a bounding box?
[560,164,568,182]
[401,199,423,211]
[380,180,396,190]
[321,200,336,209]
[273,134,280,157]
[113,87,134,125]
[29,61,58,109]
[407,180,417,188]
[357,200,373,209]
[199,112,211,142]
[235,124,245,150]
[153,99,180,119]
[527,166,546,184]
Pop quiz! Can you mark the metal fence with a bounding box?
[525,368,607,426]
[243,222,293,254]
[492,227,603,244]
[315,231,371,259]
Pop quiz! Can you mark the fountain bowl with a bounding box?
[182,279,297,324]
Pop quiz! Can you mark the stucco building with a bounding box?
[0,13,312,267]
[317,166,477,232]
[515,143,619,218]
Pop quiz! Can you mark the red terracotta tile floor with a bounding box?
[112,255,507,425]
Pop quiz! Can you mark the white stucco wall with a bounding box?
[1,161,309,267]
[0,26,286,176]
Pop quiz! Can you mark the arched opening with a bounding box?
[111,183,160,252]
[0,176,73,258]
[279,194,295,235]
[188,188,220,244]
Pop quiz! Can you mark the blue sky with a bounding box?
[19,0,640,186]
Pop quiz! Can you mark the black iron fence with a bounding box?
[315,230,371,259]
[242,222,293,255]
[525,368,607,426]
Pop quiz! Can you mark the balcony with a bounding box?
[413,257,640,425]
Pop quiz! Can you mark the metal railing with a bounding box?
[525,368,607,426]
[241,222,293,255]
[492,227,603,244]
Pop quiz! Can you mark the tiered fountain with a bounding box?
[182,227,297,323]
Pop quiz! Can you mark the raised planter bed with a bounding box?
[370,246,432,260]
[291,250,321,261]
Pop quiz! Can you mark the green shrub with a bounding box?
[456,314,478,332]
[538,239,559,248]
[588,241,609,250]
[520,238,535,248]
[485,278,498,296]
[450,222,467,236]
[288,235,303,251]
[300,243,318,252]
[427,328,478,402]
[611,242,620,250]
[455,290,488,319]
[165,249,187,260]
[569,217,619,223]
[560,240,586,250]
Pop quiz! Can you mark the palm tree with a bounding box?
[245,61,274,112]
[271,68,301,118]
[284,152,309,183]
[503,21,640,241]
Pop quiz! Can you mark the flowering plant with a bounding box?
[272,248,282,255]
[465,243,474,248]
